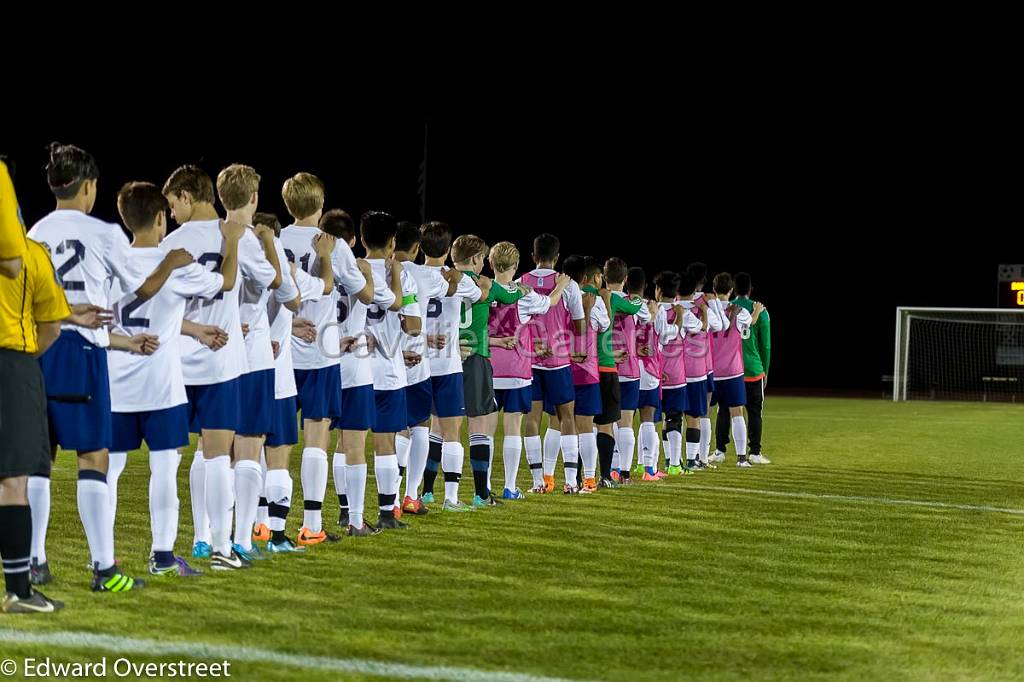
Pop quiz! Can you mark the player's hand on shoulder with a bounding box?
[164,248,194,270]
[220,220,246,242]
[313,233,336,256]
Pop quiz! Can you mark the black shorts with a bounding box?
[462,353,497,418]
[0,349,52,477]
[594,371,621,426]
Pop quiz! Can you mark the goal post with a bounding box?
[893,307,1024,402]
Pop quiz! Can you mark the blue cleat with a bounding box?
[266,537,307,554]
[192,541,212,559]
[421,492,435,505]
[502,487,525,500]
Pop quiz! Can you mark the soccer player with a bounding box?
[678,271,715,471]
[520,234,585,494]
[30,143,191,590]
[611,265,651,483]
[392,222,461,515]
[687,262,719,468]
[107,181,237,577]
[712,272,771,465]
[708,273,765,466]
[417,222,482,512]
[160,164,278,570]
[279,175,372,545]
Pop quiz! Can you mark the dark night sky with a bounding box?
[2,111,1011,392]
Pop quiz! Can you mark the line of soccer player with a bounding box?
[15,143,768,610]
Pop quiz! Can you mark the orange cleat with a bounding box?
[252,523,271,543]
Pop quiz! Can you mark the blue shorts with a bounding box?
[573,382,602,417]
[294,366,342,420]
[405,379,433,427]
[662,387,689,415]
[431,373,465,418]
[639,387,662,421]
[713,376,747,409]
[619,379,640,411]
[237,369,276,436]
[495,386,534,414]
[111,404,189,452]
[39,330,111,452]
[186,378,241,433]
[374,389,408,434]
[333,385,374,431]
[532,367,575,415]
[684,379,708,418]
[265,396,299,447]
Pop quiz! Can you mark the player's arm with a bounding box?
[349,258,373,303]
[387,258,404,312]
[133,248,195,301]
[0,160,25,278]
[442,267,462,295]
[756,307,770,375]
[314,234,336,296]
[548,273,571,307]
[182,319,229,350]
[487,277,526,305]
[216,220,245,292]
[34,322,61,356]
[28,240,71,354]
[252,224,283,290]
[109,331,159,355]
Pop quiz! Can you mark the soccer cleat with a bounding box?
[402,496,429,515]
[737,459,753,468]
[598,477,620,489]
[442,499,474,512]
[29,559,52,586]
[631,462,644,476]
[666,465,683,476]
[581,477,598,493]
[654,470,669,479]
[473,494,503,508]
[529,483,548,494]
[297,527,340,546]
[337,510,350,527]
[421,492,435,505]
[749,454,772,465]
[376,510,409,530]
[91,567,145,592]
[685,461,701,473]
[266,537,306,553]
[642,472,661,482]
[149,555,203,577]
[210,549,252,571]
[709,450,726,464]
[502,487,525,500]
[543,475,556,494]
[236,543,268,561]
[393,504,403,520]
[192,541,212,559]
[703,461,718,470]
[1,589,64,614]
[619,475,633,486]
[610,470,621,483]
[252,523,271,543]
[347,523,382,537]
[563,484,580,495]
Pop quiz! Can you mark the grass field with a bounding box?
[2,396,1024,681]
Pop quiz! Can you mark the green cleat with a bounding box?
[442,499,474,512]
[421,492,435,505]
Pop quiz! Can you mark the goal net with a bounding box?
[893,307,1024,402]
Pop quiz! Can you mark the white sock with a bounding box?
[667,430,683,467]
[265,469,292,533]
[107,451,127,536]
[542,428,561,477]
[485,435,495,493]
[686,438,699,464]
[204,455,234,556]
[344,463,367,529]
[395,433,411,495]
[148,449,179,554]
[502,435,522,492]
[639,422,658,470]
[406,426,429,500]
[77,476,114,570]
[579,431,598,479]
[256,448,269,527]
[732,416,748,458]
[611,424,621,472]
[233,460,262,551]
[27,476,50,564]
[441,441,464,503]
[300,447,328,533]
[560,434,579,486]
[616,427,636,474]
[699,417,711,464]
[524,435,543,487]
[189,451,209,545]
[333,452,347,504]
[374,454,400,511]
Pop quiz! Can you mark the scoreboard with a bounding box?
[998,264,1024,308]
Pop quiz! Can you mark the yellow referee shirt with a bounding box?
[0,160,26,261]
[0,238,71,353]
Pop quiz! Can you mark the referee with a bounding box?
[0,158,70,613]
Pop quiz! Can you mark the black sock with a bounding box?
[597,432,615,479]
[469,435,490,498]
[338,494,348,510]
[271,529,287,544]
[686,427,700,463]
[422,437,443,494]
[0,506,32,598]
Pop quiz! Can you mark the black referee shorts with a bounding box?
[594,371,622,426]
[0,348,52,477]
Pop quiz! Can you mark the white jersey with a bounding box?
[425,266,481,377]
[28,209,144,348]
[107,248,223,412]
[493,289,553,390]
[270,267,324,400]
[279,225,366,370]
[240,235,296,374]
[160,219,276,385]
[402,261,448,385]
[367,260,419,392]
[339,259,396,389]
